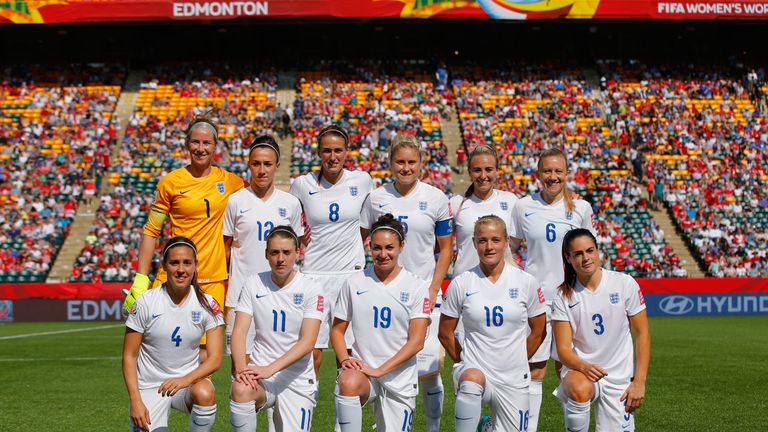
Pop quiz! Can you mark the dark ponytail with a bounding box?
[558,229,599,300]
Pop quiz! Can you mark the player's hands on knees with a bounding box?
[234,368,258,389]
[578,362,608,382]
[158,377,190,397]
[130,398,151,431]
[620,381,645,412]
[340,358,364,371]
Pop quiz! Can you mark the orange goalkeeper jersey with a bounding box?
[145,166,245,284]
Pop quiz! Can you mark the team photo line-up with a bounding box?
[121,115,651,432]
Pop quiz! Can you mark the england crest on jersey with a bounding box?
[400,292,410,302]
[566,211,573,220]
[500,201,509,211]
[294,293,304,305]
[509,288,519,299]
[191,311,202,324]
[349,186,358,197]
[279,207,287,218]
[216,181,226,195]
[610,292,620,304]
[419,201,428,211]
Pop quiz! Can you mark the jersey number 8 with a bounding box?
[329,203,340,222]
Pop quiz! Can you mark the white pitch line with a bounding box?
[0,356,121,362]
[0,324,123,341]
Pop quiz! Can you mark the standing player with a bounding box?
[451,144,518,277]
[509,148,596,430]
[552,229,650,432]
[123,237,224,432]
[439,215,547,432]
[223,135,304,351]
[332,214,431,432]
[123,115,246,358]
[360,135,452,432]
[289,125,373,375]
[229,226,324,432]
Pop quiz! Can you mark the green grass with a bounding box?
[1,317,766,431]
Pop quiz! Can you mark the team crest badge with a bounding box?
[400,292,410,302]
[294,294,304,305]
[566,211,573,220]
[191,311,202,324]
[349,186,358,197]
[509,288,519,299]
[610,292,620,304]
[500,201,509,211]
[216,181,226,195]
[419,201,428,211]
[279,207,287,218]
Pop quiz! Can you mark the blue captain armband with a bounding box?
[435,219,453,236]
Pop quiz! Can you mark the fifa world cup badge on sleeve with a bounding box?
[209,299,221,316]
[316,295,324,312]
[423,298,431,314]
[537,287,546,304]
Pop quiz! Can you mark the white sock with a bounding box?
[230,400,257,432]
[267,406,276,432]
[528,379,543,431]
[189,404,216,432]
[421,375,444,432]
[565,399,591,432]
[454,381,483,432]
[335,394,362,432]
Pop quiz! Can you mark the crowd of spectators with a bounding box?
[1,64,123,281]
[600,60,768,276]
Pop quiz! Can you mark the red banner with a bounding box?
[1,0,767,24]
[638,278,768,295]
[0,282,124,300]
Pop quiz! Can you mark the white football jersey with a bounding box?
[361,181,452,281]
[441,263,546,388]
[511,193,595,302]
[551,269,646,382]
[223,187,305,307]
[236,271,324,388]
[126,286,224,389]
[450,189,519,276]
[290,170,373,273]
[334,267,431,397]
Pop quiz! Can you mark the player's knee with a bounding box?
[336,370,367,397]
[459,368,486,388]
[230,380,259,402]
[191,380,216,405]
[529,361,547,380]
[565,374,594,403]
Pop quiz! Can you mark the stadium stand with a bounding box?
[600,60,768,277]
[69,64,277,282]
[0,64,123,282]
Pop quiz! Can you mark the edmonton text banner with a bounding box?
[2,0,767,23]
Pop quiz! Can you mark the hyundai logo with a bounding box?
[659,296,694,315]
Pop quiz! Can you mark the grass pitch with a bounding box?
[1,316,766,431]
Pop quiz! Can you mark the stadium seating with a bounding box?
[0,65,123,282]
[600,60,767,277]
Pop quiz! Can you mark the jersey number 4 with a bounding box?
[171,326,182,347]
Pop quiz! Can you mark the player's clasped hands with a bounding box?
[340,357,365,371]
[620,381,646,412]
[579,362,608,382]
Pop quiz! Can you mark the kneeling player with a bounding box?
[552,229,650,432]
[229,226,323,431]
[122,237,224,432]
[332,214,431,432]
[439,215,547,432]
